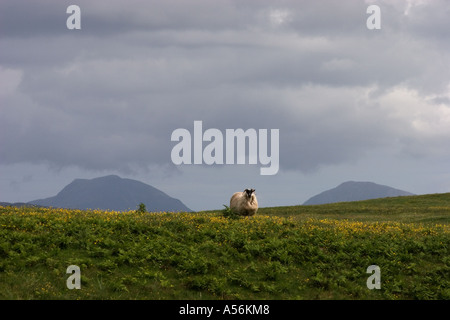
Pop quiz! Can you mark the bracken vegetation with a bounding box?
[0,193,449,300]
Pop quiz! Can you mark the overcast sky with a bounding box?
[1,0,450,211]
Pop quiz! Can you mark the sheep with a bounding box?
[230,188,258,216]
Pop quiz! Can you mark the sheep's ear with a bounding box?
[251,189,255,193]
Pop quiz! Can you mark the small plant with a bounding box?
[221,205,240,219]
[136,203,147,214]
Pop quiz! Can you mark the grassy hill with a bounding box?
[259,192,450,223]
[0,193,449,300]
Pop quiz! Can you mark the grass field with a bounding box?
[0,193,449,300]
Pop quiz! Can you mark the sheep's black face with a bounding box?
[244,188,255,198]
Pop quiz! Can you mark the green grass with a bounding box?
[257,193,450,223]
[0,193,449,300]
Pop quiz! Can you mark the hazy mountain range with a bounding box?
[1,176,415,211]
[303,181,414,205]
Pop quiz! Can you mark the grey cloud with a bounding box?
[0,0,68,38]
[1,0,449,176]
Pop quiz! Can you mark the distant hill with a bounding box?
[303,181,415,205]
[28,175,192,212]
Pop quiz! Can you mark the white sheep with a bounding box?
[230,188,258,216]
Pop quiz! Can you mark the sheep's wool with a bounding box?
[230,190,258,216]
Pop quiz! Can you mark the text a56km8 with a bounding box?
[179,304,270,317]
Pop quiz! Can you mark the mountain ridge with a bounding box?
[303,181,415,205]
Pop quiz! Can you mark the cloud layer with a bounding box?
[1,0,449,179]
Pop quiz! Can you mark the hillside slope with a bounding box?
[0,194,448,300]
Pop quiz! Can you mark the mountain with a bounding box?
[28,175,192,212]
[303,181,415,205]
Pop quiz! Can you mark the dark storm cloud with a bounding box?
[1,0,449,175]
